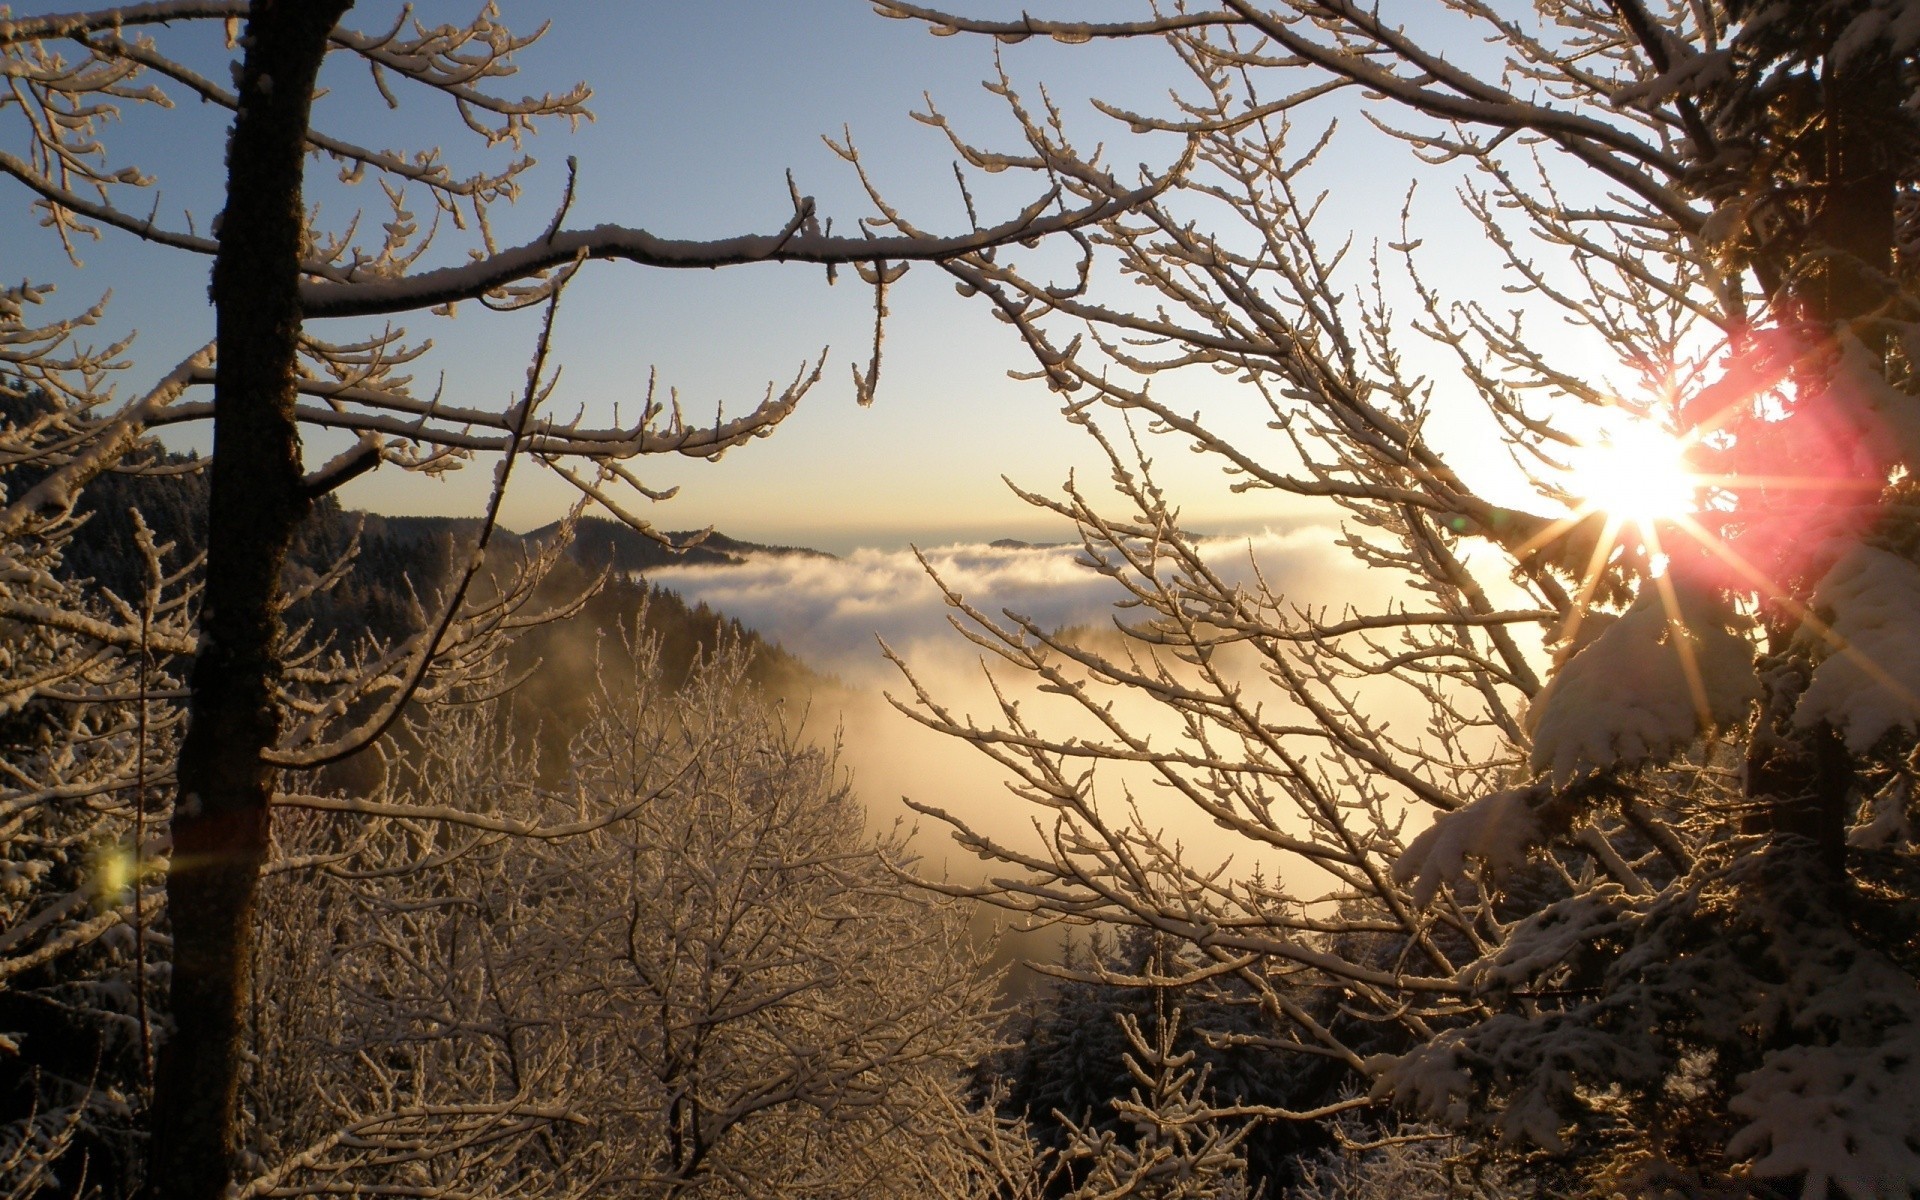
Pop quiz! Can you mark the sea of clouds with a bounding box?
[644,527,1398,887]
[649,527,1375,678]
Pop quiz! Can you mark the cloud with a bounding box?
[642,527,1396,886]
[649,527,1369,680]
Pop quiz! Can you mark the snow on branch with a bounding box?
[1526,579,1758,785]
[0,345,212,543]
[869,2,1238,40]
[299,173,1179,318]
[1794,541,1920,751]
[272,786,675,841]
[0,1,243,45]
[1832,330,1920,475]
[1392,786,1551,908]
[1719,855,1920,1199]
[1728,1021,1920,1200]
[879,0,1692,218]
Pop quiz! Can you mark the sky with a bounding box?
[5,1,1647,876]
[9,0,1510,553]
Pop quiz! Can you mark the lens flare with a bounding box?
[89,842,137,909]
[1567,418,1698,529]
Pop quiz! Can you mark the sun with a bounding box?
[1565,416,1699,529]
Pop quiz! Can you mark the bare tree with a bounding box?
[0,444,188,1194]
[871,2,1920,1195]
[0,5,1183,1198]
[1287,1110,1522,1200]
[245,633,1022,1200]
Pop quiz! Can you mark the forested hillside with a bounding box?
[3,380,1022,1199]
[6,383,817,707]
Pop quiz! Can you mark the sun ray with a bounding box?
[1510,503,1607,563]
[1564,416,1699,531]
[1558,509,1629,655]
[1688,474,1884,493]
[1547,399,1917,736]
[1642,520,1715,731]
[1667,512,1920,719]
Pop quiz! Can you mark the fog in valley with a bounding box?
[647,527,1389,875]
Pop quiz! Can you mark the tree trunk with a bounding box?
[145,4,352,1199]
[1751,46,1900,881]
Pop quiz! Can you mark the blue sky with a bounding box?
[9,1,1509,551]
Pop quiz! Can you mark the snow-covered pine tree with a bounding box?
[1050,1004,1260,1200]
[875,2,1920,1195]
[989,927,1350,1194]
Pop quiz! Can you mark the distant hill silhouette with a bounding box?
[528,516,835,576]
[2,385,827,777]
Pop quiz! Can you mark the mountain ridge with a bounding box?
[524,516,836,577]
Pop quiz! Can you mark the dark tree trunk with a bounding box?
[1790,64,1897,875]
[1741,36,1903,884]
[145,3,352,1199]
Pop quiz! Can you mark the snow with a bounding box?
[1831,332,1920,476]
[1370,1014,1615,1154]
[1392,786,1547,908]
[1547,608,1615,670]
[1829,0,1920,67]
[1722,875,1920,1200]
[1526,580,1759,784]
[1848,778,1913,850]
[1794,541,1920,752]
[1608,47,1732,108]
[1378,847,1920,1197]
[297,170,1170,319]
[1460,888,1630,995]
[1727,1023,1920,1200]
[1368,1044,1473,1129]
